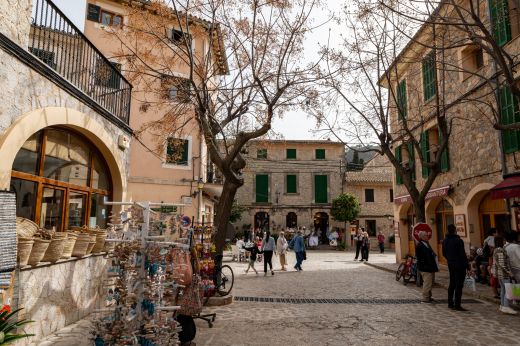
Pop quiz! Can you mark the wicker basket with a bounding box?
[103,240,116,253]
[91,231,107,253]
[27,238,51,266]
[16,217,39,238]
[41,237,66,263]
[53,232,68,239]
[71,233,91,257]
[17,237,34,266]
[61,232,78,259]
[85,234,97,255]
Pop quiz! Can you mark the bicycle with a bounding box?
[396,255,421,286]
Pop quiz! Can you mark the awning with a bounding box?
[394,185,450,205]
[490,175,520,200]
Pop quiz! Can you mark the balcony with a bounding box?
[29,0,131,128]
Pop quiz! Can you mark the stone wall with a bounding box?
[0,0,31,47]
[16,255,108,345]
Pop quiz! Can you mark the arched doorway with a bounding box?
[254,211,270,232]
[9,127,113,231]
[479,194,510,242]
[435,199,453,264]
[314,212,329,244]
[407,205,416,256]
[286,212,297,228]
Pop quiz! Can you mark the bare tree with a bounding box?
[104,0,322,253]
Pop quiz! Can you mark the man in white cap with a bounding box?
[415,231,439,303]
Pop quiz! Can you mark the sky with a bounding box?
[53,0,344,140]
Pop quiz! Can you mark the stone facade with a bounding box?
[234,140,345,236]
[344,154,394,246]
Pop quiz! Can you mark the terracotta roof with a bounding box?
[346,170,392,184]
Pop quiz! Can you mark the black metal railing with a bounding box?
[30,0,131,125]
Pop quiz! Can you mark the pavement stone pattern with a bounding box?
[195,250,520,346]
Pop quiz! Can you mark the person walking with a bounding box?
[360,230,370,261]
[262,231,276,276]
[504,231,520,282]
[377,231,385,254]
[442,224,469,311]
[493,235,517,315]
[289,230,306,271]
[277,231,288,271]
[243,242,260,275]
[354,229,363,260]
[416,231,439,303]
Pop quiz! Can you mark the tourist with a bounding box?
[354,229,363,260]
[377,231,385,254]
[262,231,276,276]
[442,224,468,311]
[416,231,439,303]
[504,231,520,281]
[493,235,517,315]
[276,231,288,271]
[236,236,245,262]
[289,230,306,271]
[360,230,370,261]
[243,241,260,275]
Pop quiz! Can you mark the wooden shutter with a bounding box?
[422,52,437,101]
[315,149,325,159]
[286,175,297,193]
[395,146,403,185]
[420,131,430,178]
[397,79,407,120]
[500,86,520,153]
[438,130,450,172]
[407,142,416,181]
[87,4,101,22]
[256,174,269,203]
[314,175,328,203]
[489,0,512,46]
[286,149,296,159]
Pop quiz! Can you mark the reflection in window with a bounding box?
[12,132,41,175]
[10,178,37,221]
[90,194,109,228]
[40,187,64,232]
[44,129,90,186]
[92,154,110,190]
[68,191,87,229]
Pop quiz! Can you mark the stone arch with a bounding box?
[464,183,495,247]
[0,107,127,201]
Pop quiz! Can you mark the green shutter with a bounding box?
[257,149,267,159]
[286,174,297,193]
[489,0,512,46]
[407,142,416,181]
[315,149,326,159]
[397,79,407,120]
[181,140,189,164]
[500,86,520,153]
[438,129,450,172]
[314,175,328,203]
[420,131,430,178]
[395,146,403,185]
[166,138,188,165]
[286,149,297,159]
[422,51,437,101]
[255,174,269,203]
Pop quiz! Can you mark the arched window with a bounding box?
[10,127,112,231]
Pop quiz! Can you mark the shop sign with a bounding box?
[412,223,432,242]
[454,214,467,237]
[394,185,450,205]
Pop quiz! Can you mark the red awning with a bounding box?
[490,175,520,200]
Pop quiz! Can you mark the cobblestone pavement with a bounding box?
[195,250,520,346]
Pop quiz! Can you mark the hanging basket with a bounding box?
[41,237,66,263]
[71,233,91,257]
[91,231,108,253]
[85,234,97,255]
[16,217,39,238]
[17,237,34,266]
[27,238,51,266]
[61,232,78,259]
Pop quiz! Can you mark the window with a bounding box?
[162,76,191,103]
[499,86,520,153]
[366,220,377,237]
[255,174,269,203]
[315,148,326,159]
[286,174,297,194]
[29,47,56,69]
[461,46,484,79]
[394,143,416,184]
[286,148,297,159]
[421,128,449,176]
[95,60,122,89]
[170,28,192,47]
[397,79,407,120]
[390,189,394,202]
[365,189,374,202]
[257,148,267,159]
[422,51,437,101]
[10,127,112,232]
[489,0,512,46]
[100,10,122,27]
[166,138,189,165]
[314,175,328,203]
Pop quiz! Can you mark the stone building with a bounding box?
[383,1,520,262]
[344,154,394,246]
[83,0,228,224]
[234,139,345,243]
[0,0,131,342]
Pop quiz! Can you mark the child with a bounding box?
[244,242,261,274]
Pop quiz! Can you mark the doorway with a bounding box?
[286,212,297,229]
[254,211,270,232]
[479,194,510,243]
[435,199,453,264]
[314,212,329,244]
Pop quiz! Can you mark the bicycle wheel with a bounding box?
[403,267,414,284]
[396,263,405,281]
[217,265,234,296]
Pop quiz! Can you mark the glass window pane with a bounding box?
[68,191,87,229]
[90,194,109,228]
[12,132,42,175]
[40,187,64,232]
[44,129,90,186]
[92,154,110,190]
[10,178,38,221]
[101,12,111,25]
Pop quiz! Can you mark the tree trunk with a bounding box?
[413,197,426,224]
[214,179,239,254]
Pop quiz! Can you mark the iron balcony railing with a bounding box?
[30,0,132,125]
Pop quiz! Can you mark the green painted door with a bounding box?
[314,175,328,203]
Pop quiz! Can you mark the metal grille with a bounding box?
[234,296,483,305]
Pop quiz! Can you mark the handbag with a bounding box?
[504,280,520,301]
[177,274,203,316]
[463,274,476,292]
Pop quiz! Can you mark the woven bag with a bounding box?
[17,237,34,266]
[27,238,51,266]
[41,237,66,263]
[16,217,38,238]
[177,275,203,316]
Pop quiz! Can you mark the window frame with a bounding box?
[314,174,329,204]
[286,148,297,160]
[315,148,326,160]
[365,188,375,203]
[99,9,123,28]
[163,136,192,169]
[255,174,270,203]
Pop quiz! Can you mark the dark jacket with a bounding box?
[442,233,468,270]
[416,241,439,273]
[244,246,261,261]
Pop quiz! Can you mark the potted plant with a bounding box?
[0,305,33,345]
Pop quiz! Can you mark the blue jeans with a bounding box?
[295,251,304,269]
[500,278,512,308]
